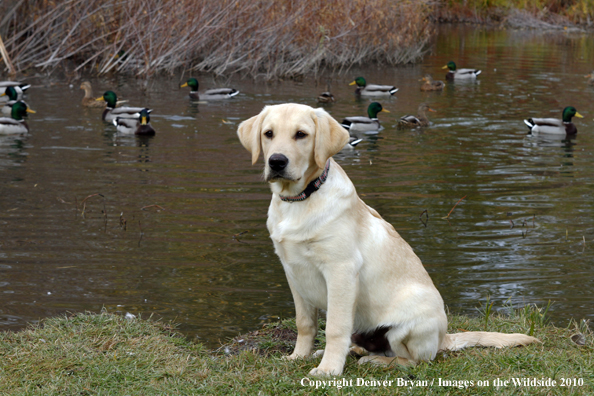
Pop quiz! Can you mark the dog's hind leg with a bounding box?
[401,315,446,363]
[314,345,367,360]
[357,325,416,366]
[358,355,415,367]
[359,315,445,367]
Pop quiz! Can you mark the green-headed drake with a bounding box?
[524,106,583,136]
[113,109,155,136]
[442,61,481,80]
[180,78,239,101]
[398,103,436,128]
[1,86,29,115]
[96,91,152,123]
[0,81,30,103]
[420,75,445,91]
[0,101,35,134]
[341,102,389,133]
[349,77,398,96]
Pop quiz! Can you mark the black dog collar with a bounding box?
[279,160,331,202]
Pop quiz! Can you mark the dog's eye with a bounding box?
[264,130,273,138]
[295,131,307,139]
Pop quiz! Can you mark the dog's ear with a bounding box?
[237,106,269,165]
[312,108,349,168]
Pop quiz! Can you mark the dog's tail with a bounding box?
[439,332,540,352]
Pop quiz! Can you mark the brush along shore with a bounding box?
[0,307,591,395]
[3,0,592,79]
[435,0,593,28]
[1,0,433,78]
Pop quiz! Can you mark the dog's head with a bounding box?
[237,103,349,194]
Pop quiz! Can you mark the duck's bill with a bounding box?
[0,93,5,97]
[349,81,357,86]
[442,65,448,69]
[428,108,437,112]
[180,83,188,88]
[575,112,584,118]
[26,109,36,114]
[381,109,390,113]
[95,96,105,101]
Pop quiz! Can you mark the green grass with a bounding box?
[0,306,592,395]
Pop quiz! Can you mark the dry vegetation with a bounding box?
[0,0,434,78]
[1,0,590,78]
[436,0,594,26]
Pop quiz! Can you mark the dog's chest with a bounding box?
[274,238,330,309]
[267,205,332,308]
[268,215,324,267]
[267,199,335,259]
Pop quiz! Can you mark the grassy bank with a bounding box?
[0,307,591,395]
[0,0,433,78]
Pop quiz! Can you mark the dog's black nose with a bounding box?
[268,154,289,172]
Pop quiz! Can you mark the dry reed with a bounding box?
[1,0,435,79]
[436,0,594,25]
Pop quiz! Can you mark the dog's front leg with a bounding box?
[286,277,318,359]
[309,269,357,377]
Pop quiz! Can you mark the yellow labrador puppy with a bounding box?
[237,103,538,377]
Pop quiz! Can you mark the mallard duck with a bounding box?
[81,81,109,108]
[1,86,28,115]
[317,92,335,103]
[420,75,445,91]
[349,77,398,96]
[398,103,436,128]
[0,101,35,134]
[317,80,335,103]
[180,78,239,100]
[442,61,481,80]
[96,91,152,123]
[0,81,30,93]
[342,137,363,150]
[113,109,155,136]
[524,106,583,136]
[341,102,389,133]
[0,81,29,103]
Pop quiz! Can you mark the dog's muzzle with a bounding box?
[267,153,289,180]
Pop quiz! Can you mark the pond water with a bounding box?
[1,26,593,347]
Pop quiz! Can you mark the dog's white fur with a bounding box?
[237,103,539,377]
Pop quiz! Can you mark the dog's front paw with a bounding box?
[308,364,343,377]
